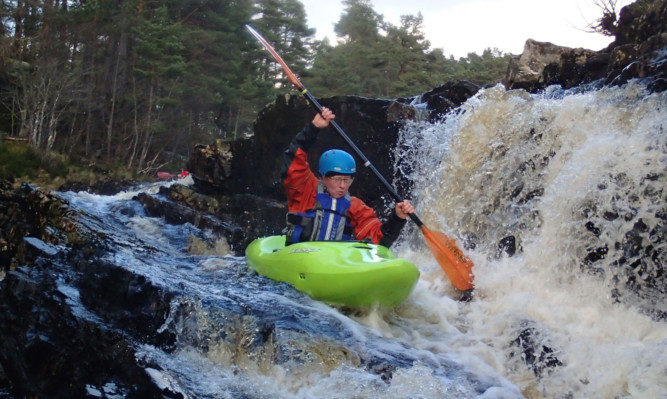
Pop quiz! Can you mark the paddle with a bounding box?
[246,25,474,291]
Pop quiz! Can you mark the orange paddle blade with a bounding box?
[421,226,474,290]
[246,25,304,91]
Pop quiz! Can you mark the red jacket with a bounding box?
[282,123,405,246]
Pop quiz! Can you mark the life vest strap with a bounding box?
[285,211,354,245]
[286,213,354,235]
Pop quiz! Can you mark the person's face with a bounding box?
[322,175,354,199]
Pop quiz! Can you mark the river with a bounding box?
[56,81,665,399]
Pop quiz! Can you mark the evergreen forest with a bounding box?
[0,0,511,177]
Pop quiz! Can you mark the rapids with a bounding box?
[55,82,664,399]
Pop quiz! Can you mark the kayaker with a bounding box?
[281,107,414,246]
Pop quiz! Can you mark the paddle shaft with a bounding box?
[246,24,474,290]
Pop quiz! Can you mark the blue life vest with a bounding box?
[285,184,354,244]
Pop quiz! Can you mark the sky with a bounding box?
[299,0,633,58]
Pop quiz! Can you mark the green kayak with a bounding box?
[245,235,420,308]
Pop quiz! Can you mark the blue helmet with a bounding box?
[318,150,356,176]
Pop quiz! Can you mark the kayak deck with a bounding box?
[245,235,420,308]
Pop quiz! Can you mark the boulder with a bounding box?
[0,265,176,398]
[504,39,575,91]
[614,0,666,46]
[187,140,234,195]
[417,80,481,121]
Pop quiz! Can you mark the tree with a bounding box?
[382,13,436,96]
[9,58,79,152]
[306,0,511,98]
[306,0,388,96]
[172,0,261,141]
[334,0,382,43]
[587,0,622,36]
[1,0,266,170]
[252,0,315,89]
[1,0,86,152]
[0,0,512,175]
[127,5,187,169]
[457,48,511,85]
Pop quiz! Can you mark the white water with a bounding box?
[381,82,667,398]
[55,82,666,399]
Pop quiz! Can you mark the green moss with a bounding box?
[0,140,41,180]
[0,140,72,183]
[0,138,164,189]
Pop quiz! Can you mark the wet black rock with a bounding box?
[497,236,517,258]
[0,261,181,398]
[0,182,75,271]
[415,80,481,121]
[579,176,666,321]
[134,184,284,252]
[0,184,187,398]
[187,140,235,195]
[509,322,563,378]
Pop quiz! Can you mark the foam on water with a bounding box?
[382,82,667,398]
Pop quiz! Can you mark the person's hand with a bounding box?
[395,200,414,219]
[312,107,335,128]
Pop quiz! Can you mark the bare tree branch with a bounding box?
[585,0,620,36]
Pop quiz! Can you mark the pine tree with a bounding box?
[252,0,315,89]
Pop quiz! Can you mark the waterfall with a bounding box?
[390,82,666,398]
